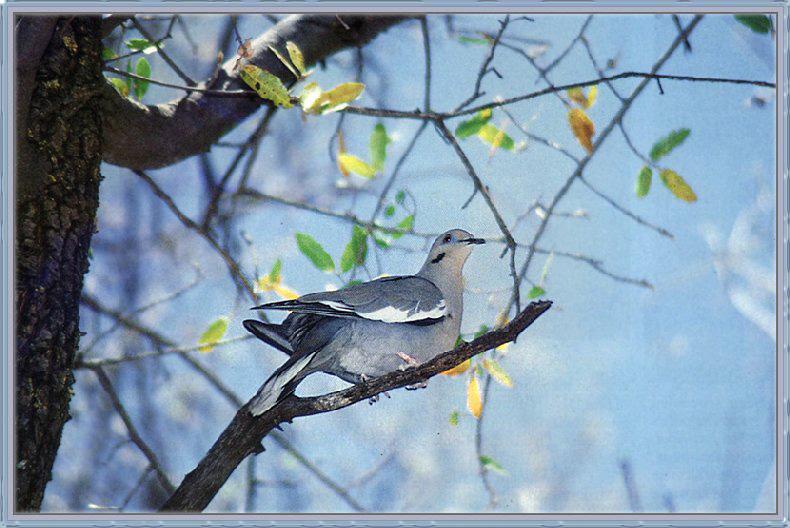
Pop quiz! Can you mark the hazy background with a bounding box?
[41,13,776,513]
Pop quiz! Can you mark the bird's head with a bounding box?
[424,229,485,271]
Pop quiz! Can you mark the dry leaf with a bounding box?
[442,358,471,376]
[568,108,595,153]
[467,374,483,418]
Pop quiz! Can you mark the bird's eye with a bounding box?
[443,234,452,243]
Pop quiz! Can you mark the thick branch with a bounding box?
[102,14,408,170]
[160,300,552,511]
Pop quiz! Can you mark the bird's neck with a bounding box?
[418,263,464,316]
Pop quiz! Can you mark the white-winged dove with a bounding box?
[243,228,485,415]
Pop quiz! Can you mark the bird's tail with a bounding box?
[243,319,293,356]
[249,350,317,416]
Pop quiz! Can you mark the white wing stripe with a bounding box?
[359,300,446,323]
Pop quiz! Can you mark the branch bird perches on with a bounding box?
[160,300,552,512]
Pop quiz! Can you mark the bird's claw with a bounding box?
[405,381,428,390]
[396,352,420,370]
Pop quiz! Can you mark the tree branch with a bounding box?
[160,300,552,511]
[101,14,409,170]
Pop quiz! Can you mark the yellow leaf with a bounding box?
[272,283,299,300]
[567,85,597,109]
[568,108,594,154]
[660,169,697,203]
[482,359,513,388]
[338,153,376,179]
[467,374,483,419]
[442,358,471,376]
[256,276,299,300]
[286,41,306,76]
[314,82,365,114]
[239,65,293,108]
[586,85,598,108]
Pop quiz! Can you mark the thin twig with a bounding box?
[92,366,176,495]
[132,17,195,86]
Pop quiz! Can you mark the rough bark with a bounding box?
[15,16,104,511]
[101,14,409,170]
[160,300,552,512]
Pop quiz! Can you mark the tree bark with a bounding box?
[160,300,552,512]
[15,16,104,512]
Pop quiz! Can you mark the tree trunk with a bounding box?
[15,16,103,511]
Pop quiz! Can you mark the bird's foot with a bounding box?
[405,381,428,391]
[396,352,420,370]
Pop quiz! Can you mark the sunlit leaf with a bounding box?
[568,86,597,109]
[198,316,229,353]
[286,41,306,76]
[268,44,299,79]
[134,57,151,100]
[311,82,365,114]
[338,153,377,179]
[384,205,396,217]
[391,214,414,240]
[479,455,508,475]
[295,233,335,272]
[269,258,282,284]
[734,14,772,34]
[442,358,471,376]
[660,169,697,203]
[239,64,293,108]
[369,123,391,172]
[528,285,546,299]
[477,123,515,151]
[108,77,130,97]
[482,359,513,388]
[102,47,118,60]
[568,108,594,154]
[125,38,157,54]
[636,166,652,198]
[649,128,690,162]
[372,232,392,248]
[467,374,483,419]
[586,85,598,108]
[340,225,368,273]
[237,38,253,59]
[299,82,323,113]
[449,410,460,426]
[256,276,298,300]
[455,109,492,138]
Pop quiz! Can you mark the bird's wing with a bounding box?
[255,275,446,323]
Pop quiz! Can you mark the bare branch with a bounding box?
[160,301,552,511]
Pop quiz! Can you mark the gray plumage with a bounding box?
[243,228,484,415]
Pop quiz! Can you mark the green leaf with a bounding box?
[268,44,299,79]
[102,47,118,60]
[455,109,492,138]
[660,169,697,203]
[295,233,335,272]
[340,225,368,273]
[459,36,491,46]
[395,190,406,204]
[449,410,460,426]
[125,38,158,54]
[391,214,414,240]
[369,123,391,172]
[636,166,652,198]
[134,57,151,100]
[198,316,229,353]
[269,258,282,283]
[649,128,690,162]
[239,65,293,108]
[477,123,515,151]
[482,359,513,388]
[473,324,490,339]
[384,204,396,217]
[299,82,323,112]
[734,14,772,34]
[479,455,508,475]
[346,279,363,287]
[338,153,377,179]
[372,232,392,248]
[108,77,130,97]
[286,41,306,75]
[528,286,546,299]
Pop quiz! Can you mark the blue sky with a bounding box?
[43,13,777,513]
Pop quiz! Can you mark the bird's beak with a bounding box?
[462,237,486,245]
